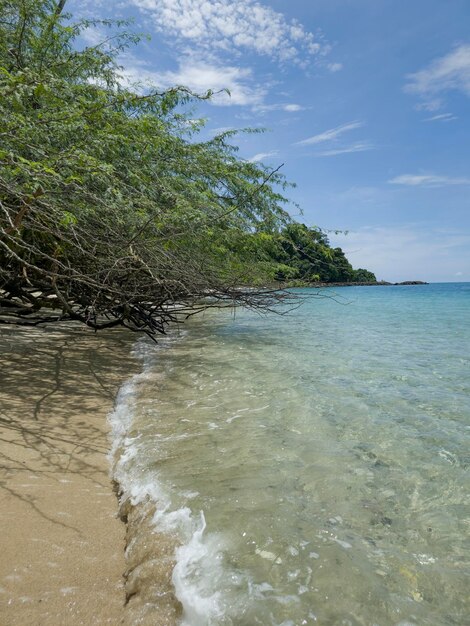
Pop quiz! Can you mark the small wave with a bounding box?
[108,334,236,625]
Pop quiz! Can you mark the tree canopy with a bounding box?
[0,0,376,337]
[234,224,377,284]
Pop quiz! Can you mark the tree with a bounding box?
[266,223,356,283]
[352,268,377,283]
[0,0,295,337]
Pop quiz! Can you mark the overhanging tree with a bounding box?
[0,0,296,336]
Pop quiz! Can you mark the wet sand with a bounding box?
[0,324,139,625]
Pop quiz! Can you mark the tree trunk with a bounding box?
[55,1,67,17]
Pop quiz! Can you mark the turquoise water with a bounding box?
[113,284,470,625]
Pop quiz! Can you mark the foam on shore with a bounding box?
[108,334,234,626]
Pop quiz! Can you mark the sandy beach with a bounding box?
[0,324,139,625]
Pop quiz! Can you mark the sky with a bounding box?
[69,0,470,282]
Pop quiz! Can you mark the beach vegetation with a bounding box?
[0,0,375,337]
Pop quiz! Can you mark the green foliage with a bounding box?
[351,268,377,283]
[0,0,296,334]
[261,224,358,284]
[0,1,376,335]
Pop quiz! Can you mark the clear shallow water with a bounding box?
[111,284,470,626]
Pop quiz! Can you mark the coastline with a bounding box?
[2,286,466,624]
[0,324,141,624]
[109,343,183,625]
[283,280,429,288]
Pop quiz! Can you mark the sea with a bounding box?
[109,283,469,626]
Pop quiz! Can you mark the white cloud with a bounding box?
[130,0,323,65]
[405,44,470,109]
[329,226,470,282]
[389,174,470,187]
[119,58,267,106]
[119,55,308,110]
[81,26,105,46]
[327,62,343,73]
[247,150,279,163]
[254,102,305,113]
[423,112,457,122]
[209,126,237,135]
[283,103,304,112]
[296,121,363,146]
[317,142,374,157]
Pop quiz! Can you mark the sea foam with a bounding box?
[108,334,231,625]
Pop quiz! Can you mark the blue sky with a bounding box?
[70,0,470,282]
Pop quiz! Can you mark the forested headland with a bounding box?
[0,0,376,338]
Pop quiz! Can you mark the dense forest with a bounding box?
[0,0,375,337]
[261,223,376,284]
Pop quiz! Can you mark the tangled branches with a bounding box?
[0,0,298,337]
[0,158,294,336]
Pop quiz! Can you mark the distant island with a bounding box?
[303,280,429,287]
[262,224,428,288]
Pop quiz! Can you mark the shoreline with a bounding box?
[283,280,429,288]
[109,345,183,625]
[0,324,141,624]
